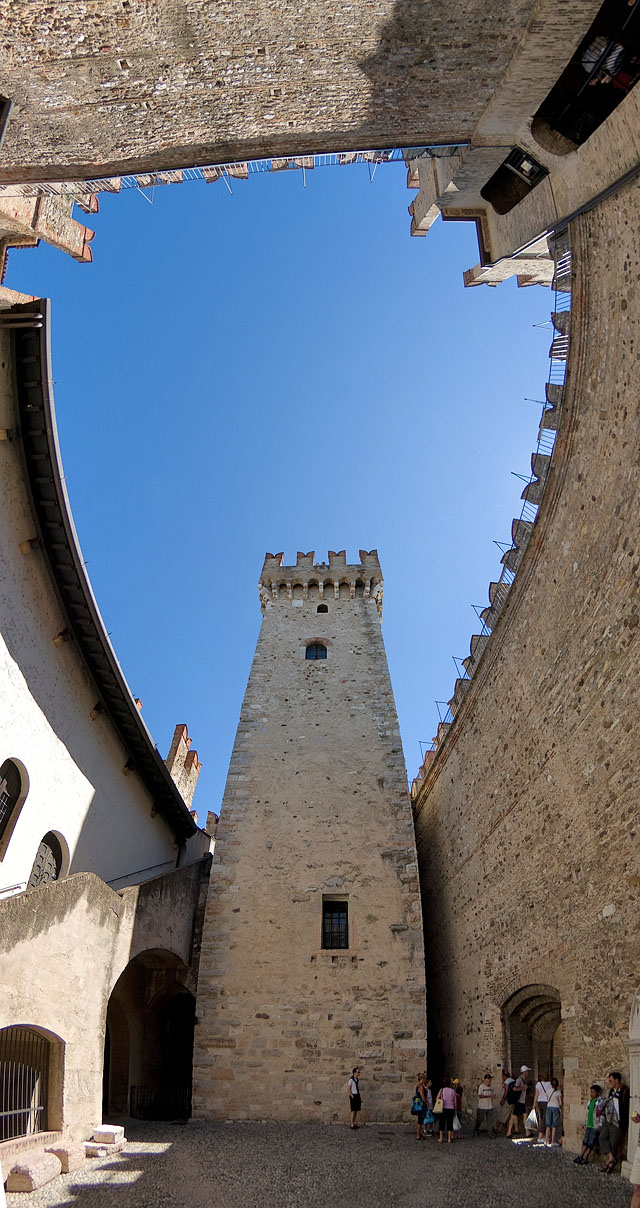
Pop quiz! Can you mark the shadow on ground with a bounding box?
[6,1121,634,1208]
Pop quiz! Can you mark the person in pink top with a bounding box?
[436,1077,457,1143]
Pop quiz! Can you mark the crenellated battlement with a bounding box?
[258,550,384,615]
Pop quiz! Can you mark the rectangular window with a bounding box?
[322,900,348,949]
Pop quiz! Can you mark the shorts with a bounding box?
[512,1101,526,1116]
[349,1094,361,1112]
[582,1127,598,1150]
[545,1106,561,1130]
[630,1142,640,1187]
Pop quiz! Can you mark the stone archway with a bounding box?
[103,948,195,1121]
[502,984,562,1081]
[624,988,640,1178]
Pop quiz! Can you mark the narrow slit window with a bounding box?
[322,900,348,949]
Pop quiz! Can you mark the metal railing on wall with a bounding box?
[0,144,467,201]
[414,230,573,785]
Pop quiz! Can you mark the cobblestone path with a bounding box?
[6,1122,634,1208]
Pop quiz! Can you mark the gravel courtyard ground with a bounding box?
[6,1121,634,1208]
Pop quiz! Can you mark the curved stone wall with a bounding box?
[412,178,640,1154]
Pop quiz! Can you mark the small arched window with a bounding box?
[317,604,328,614]
[305,642,327,661]
[0,759,23,845]
[28,833,63,889]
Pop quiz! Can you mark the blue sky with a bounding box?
[7,161,551,822]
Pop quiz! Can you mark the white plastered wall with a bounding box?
[0,330,180,893]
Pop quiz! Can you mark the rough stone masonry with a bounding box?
[193,550,426,1122]
[0,0,540,181]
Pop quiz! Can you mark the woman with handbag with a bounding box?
[411,1072,429,1140]
[435,1077,457,1143]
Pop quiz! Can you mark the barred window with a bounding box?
[305,642,327,660]
[322,900,348,949]
[0,759,22,844]
[28,833,63,889]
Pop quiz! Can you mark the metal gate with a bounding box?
[130,1086,190,1121]
[0,1027,49,1141]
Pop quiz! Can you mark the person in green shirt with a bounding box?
[573,1083,604,1165]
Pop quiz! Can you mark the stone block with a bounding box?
[45,1142,86,1172]
[6,1152,62,1191]
[92,1124,125,1145]
[83,1143,108,1158]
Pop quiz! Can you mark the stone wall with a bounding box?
[412,180,640,1154]
[194,552,426,1122]
[0,0,564,182]
[0,857,209,1153]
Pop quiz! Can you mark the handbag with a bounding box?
[433,1093,444,1115]
[411,1094,425,1115]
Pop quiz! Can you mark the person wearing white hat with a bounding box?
[506,1066,531,1137]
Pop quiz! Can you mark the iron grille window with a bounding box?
[0,759,21,843]
[0,1027,50,1141]
[322,900,348,949]
[28,832,63,889]
[305,642,327,660]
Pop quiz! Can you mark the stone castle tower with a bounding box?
[193,549,426,1122]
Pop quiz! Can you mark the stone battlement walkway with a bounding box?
[6,1121,633,1208]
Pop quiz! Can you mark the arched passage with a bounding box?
[502,984,562,1080]
[626,988,640,1172]
[103,948,195,1121]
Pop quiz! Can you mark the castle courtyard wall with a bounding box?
[0,859,208,1156]
[413,180,640,1154]
[0,0,597,184]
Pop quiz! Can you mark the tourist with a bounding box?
[599,1070,630,1173]
[436,1077,457,1143]
[573,1083,604,1164]
[453,1079,464,1139]
[533,1075,553,1141]
[506,1066,530,1137]
[413,1072,429,1140]
[474,1073,496,1135]
[348,1066,362,1130]
[545,1077,563,1146]
[422,1077,435,1136]
[494,1071,514,1134]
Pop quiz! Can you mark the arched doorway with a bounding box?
[103,949,195,1121]
[625,988,640,1176]
[502,984,562,1080]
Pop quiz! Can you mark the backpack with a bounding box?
[507,1082,520,1105]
